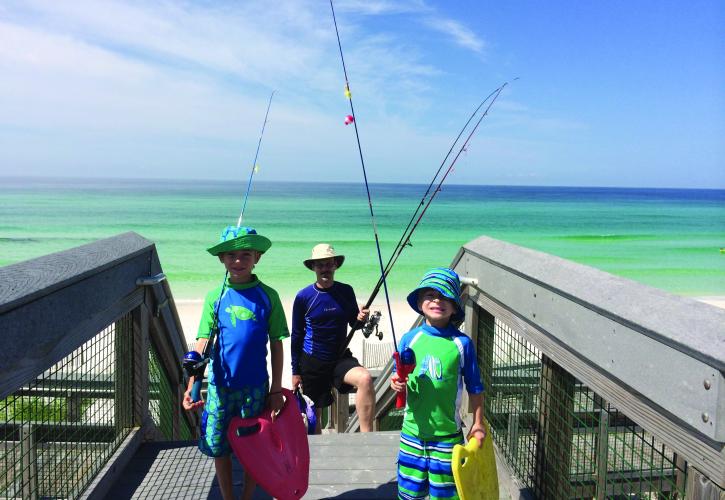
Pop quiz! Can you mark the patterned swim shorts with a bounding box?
[198,382,268,457]
[397,431,464,500]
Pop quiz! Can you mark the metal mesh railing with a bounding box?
[478,308,689,498]
[149,344,192,441]
[0,313,135,499]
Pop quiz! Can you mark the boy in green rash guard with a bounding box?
[390,267,485,500]
[182,226,289,500]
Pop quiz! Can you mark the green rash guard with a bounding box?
[197,276,289,389]
[398,324,484,439]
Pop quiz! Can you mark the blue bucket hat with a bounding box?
[406,267,465,322]
[206,226,272,256]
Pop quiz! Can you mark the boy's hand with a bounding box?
[292,375,302,391]
[390,373,406,393]
[182,388,204,411]
[268,391,285,421]
[467,423,486,447]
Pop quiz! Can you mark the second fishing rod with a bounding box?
[341,80,512,353]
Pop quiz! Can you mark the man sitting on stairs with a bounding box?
[291,243,374,432]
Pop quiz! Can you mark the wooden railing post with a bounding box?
[67,393,82,422]
[534,354,574,499]
[476,305,495,412]
[332,390,349,432]
[133,302,150,428]
[115,315,134,432]
[594,398,609,500]
[21,424,38,500]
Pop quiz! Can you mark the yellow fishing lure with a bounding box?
[452,420,499,499]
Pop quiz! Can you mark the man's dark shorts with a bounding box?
[299,349,361,408]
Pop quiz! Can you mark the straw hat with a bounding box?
[207,226,272,256]
[303,243,345,270]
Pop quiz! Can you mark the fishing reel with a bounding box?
[182,350,208,379]
[361,310,383,340]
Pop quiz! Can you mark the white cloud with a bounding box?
[422,17,486,54]
[336,0,430,16]
[0,0,531,183]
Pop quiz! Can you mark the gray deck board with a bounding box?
[108,432,399,499]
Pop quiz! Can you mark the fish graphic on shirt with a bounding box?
[225,305,257,326]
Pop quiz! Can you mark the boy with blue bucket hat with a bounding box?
[182,225,289,500]
[390,267,485,500]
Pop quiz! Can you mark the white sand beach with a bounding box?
[696,296,725,310]
[175,295,725,391]
[175,298,420,390]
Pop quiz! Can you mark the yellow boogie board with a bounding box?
[452,420,499,499]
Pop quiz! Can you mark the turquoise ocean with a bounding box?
[2,177,724,301]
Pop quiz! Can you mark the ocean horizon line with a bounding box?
[2,177,723,298]
[2,175,725,193]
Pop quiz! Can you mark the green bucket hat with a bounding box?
[207,225,272,256]
[406,267,465,322]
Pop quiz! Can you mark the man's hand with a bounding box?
[182,388,204,411]
[268,391,285,421]
[390,373,406,393]
[357,307,369,323]
[467,422,486,447]
[292,375,302,391]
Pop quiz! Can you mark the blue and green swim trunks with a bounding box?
[198,382,268,457]
[397,432,464,500]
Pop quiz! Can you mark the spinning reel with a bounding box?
[361,310,383,340]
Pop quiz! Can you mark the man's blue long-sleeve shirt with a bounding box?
[291,282,359,375]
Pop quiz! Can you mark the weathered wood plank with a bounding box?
[0,285,144,400]
[110,432,401,499]
[79,427,144,500]
[452,236,725,369]
[309,454,396,469]
[0,232,153,313]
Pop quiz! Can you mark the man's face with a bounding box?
[313,257,338,286]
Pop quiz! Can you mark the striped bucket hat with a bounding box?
[406,267,465,322]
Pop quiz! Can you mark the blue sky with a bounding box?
[0,0,722,188]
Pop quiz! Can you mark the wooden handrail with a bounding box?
[0,233,199,498]
[452,235,725,487]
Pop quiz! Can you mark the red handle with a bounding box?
[393,351,415,408]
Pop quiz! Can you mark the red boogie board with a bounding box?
[226,387,310,500]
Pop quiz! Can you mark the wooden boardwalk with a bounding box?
[109,432,399,499]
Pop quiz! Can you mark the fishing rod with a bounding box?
[183,90,276,403]
[341,80,512,353]
[238,91,275,226]
[329,0,398,351]
[373,86,505,286]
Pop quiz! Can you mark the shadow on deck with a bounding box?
[110,432,399,499]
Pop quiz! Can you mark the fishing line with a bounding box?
[238,90,276,227]
[329,0,399,350]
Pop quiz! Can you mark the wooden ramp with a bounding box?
[109,431,399,499]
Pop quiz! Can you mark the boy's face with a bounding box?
[219,250,261,282]
[417,288,455,326]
